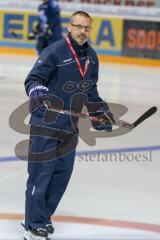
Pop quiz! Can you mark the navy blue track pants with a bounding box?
[25,127,77,230]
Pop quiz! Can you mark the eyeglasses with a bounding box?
[70,23,92,32]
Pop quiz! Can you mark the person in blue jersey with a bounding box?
[23,11,115,240]
[33,0,63,54]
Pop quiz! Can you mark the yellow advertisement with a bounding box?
[0,10,123,56]
[91,16,123,54]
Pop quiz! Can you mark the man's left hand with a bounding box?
[90,110,115,132]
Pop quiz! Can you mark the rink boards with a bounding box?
[0,10,160,66]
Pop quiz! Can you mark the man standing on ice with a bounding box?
[23,11,115,240]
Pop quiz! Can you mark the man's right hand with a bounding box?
[29,85,50,117]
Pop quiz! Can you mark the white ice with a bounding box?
[0,54,159,239]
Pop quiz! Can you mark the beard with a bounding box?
[77,34,87,45]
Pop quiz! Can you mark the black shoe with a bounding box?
[24,228,48,240]
[46,224,54,235]
[29,228,48,238]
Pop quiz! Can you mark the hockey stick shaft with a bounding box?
[43,100,135,129]
[10,30,19,38]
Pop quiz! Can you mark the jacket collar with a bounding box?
[67,33,88,57]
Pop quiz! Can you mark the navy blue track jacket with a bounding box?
[25,34,109,133]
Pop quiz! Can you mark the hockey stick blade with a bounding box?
[132,106,157,128]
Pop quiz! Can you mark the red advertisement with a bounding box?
[122,20,160,59]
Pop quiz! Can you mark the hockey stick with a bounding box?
[10,30,36,40]
[9,30,18,38]
[10,22,53,40]
[43,100,157,130]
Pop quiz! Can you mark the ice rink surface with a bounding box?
[0,54,159,239]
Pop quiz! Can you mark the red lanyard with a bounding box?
[65,35,90,81]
